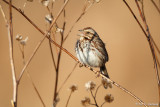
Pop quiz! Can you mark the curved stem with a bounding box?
[57,63,78,93]
[95,84,102,99]
[65,91,72,107]
[90,90,99,107]
[100,102,106,107]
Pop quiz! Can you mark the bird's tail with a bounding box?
[100,66,110,78]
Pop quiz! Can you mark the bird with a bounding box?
[75,27,109,78]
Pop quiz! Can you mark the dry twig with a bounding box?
[135,0,160,84]
[135,0,160,105]
[150,0,160,14]
[123,0,160,106]
[53,0,67,103]
[63,0,94,42]
[57,63,78,94]
[18,43,46,107]
[90,90,99,107]
[1,0,18,106]
[65,91,72,107]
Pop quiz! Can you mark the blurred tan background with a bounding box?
[0,0,160,107]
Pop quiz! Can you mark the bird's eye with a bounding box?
[86,32,90,34]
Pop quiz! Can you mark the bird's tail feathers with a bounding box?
[100,66,110,78]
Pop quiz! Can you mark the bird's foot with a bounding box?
[79,63,84,67]
[95,70,101,78]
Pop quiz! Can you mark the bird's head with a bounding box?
[78,27,98,40]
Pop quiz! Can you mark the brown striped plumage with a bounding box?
[75,27,110,78]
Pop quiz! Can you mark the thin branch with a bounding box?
[46,6,59,56]
[53,0,67,103]
[63,0,94,42]
[3,1,149,107]
[46,6,52,15]
[151,36,160,55]
[123,1,160,106]
[9,0,13,45]
[123,0,160,85]
[19,45,46,107]
[45,6,58,71]
[48,34,57,71]
[65,91,72,107]
[1,3,18,107]
[100,102,106,107]
[16,0,70,82]
[8,0,18,106]
[122,0,160,55]
[52,26,64,106]
[57,63,78,93]
[95,84,102,99]
[18,36,46,82]
[135,0,160,84]
[90,103,97,106]
[0,4,8,23]
[26,72,46,107]
[90,90,98,107]
[48,0,69,33]
[139,0,160,68]
[123,0,147,37]
[150,0,160,14]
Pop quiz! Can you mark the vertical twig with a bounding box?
[137,0,160,73]
[94,84,102,99]
[46,6,57,72]
[135,1,160,105]
[65,91,72,107]
[90,90,99,107]
[46,6,59,56]
[48,35,57,71]
[8,0,18,106]
[0,3,18,107]
[53,0,67,104]
[135,0,160,87]
[53,24,64,104]
[0,4,7,23]
[123,0,160,106]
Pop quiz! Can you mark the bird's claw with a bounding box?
[79,63,84,67]
[95,71,101,78]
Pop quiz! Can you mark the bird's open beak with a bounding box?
[77,29,84,36]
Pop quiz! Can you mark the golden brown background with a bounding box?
[0,0,160,107]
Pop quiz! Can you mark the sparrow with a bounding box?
[75,27,109,78]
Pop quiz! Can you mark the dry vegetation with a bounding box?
[0,0,159,107]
